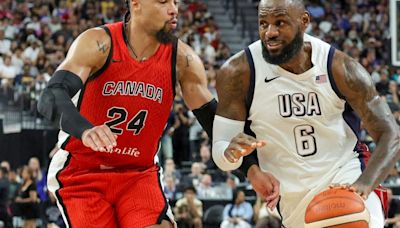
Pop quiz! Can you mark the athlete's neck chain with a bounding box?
[123,22,148,62]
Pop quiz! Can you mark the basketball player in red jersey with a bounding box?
[38,0,217,227]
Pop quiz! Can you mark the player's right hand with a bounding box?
[223,133,266,163]
[81,125,117,152]
[248,165,280,210]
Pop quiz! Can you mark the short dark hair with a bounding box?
[0,167,8,176]
[184,185,197,194]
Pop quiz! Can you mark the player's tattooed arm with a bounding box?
[332,50,400,192]
[96,40,108,54]
[58,27,110,84]
[185,54,193,67]
[176,40,213,110]
[215,51,250,120]
[216,51,261,177]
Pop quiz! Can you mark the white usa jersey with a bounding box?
[245,34,363,194]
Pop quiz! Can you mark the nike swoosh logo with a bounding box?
[265,76,280,83]
[112,59,122,63]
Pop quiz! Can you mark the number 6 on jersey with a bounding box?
[105,107,148,135]
[294,124,317,157]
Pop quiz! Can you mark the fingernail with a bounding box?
[113,143,117,146]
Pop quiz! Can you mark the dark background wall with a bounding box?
[0,130,59,169]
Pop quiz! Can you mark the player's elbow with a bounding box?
[37,88,56,121]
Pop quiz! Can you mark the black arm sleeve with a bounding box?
[192,98,217,138]
[239,119,260,176]
[37,70,93,139]
[239,152,259,177]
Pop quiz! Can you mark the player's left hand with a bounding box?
[329,182,372,200]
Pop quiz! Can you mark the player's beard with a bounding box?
[261,29,303,65]
[156,20,176,44]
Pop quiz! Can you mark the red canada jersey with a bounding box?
[61,22,177,170]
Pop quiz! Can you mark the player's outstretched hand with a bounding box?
[82,125,118,152]
[248,165,280,210]
[224,133,266,163]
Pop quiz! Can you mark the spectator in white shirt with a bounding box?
[23,39,41,64]
[0,30,11,55]
[0,55,18,89]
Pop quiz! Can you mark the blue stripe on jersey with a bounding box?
[327,46,345,100]
[243,48,260,169]
[245,47,256,112]
[327,46,361,155]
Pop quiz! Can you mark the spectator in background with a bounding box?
[188,110,203,161]
[0,162,10,173]
[7,169,20,216]
[386,188,400,228]
[163,158,182,185]
[0,167,11,228]
[43,191,65,228]
[28,157,47,203]
[220,190,253,228]
[172,101,191,167]
[163,175,178,201]
[196,173,217,199]
[22,39,41,65]
[0,29,10,55]
[375,70,392,96]
[174,186,203,228]
[182,162,204,189]
[159,111,179,164]
[28,157,48,227]
[0,55,18,93]
[15,166,39,228]
[199,144,215,170]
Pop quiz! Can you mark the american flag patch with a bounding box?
[315,74,327,84]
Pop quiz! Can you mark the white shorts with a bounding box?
[279,158,384,228]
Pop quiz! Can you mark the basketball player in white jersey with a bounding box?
[212,0,400,227]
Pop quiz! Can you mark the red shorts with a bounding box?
[48,150,174,228]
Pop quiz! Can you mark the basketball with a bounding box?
[304,187,370,228]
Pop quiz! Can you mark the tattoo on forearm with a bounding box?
[96,40,108,54]
[185,55,193,67]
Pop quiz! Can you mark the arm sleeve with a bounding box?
[37,70,93,139]
[239,151,259,177]
[212,115,245,171]
[192,98,217,138]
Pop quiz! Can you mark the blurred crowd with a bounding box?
[0,0,399,227]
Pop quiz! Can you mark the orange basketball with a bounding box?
[304,187,369,228]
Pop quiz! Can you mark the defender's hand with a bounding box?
[82,125,117,152]
[248,166,280,209]
[223,133,266,163]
